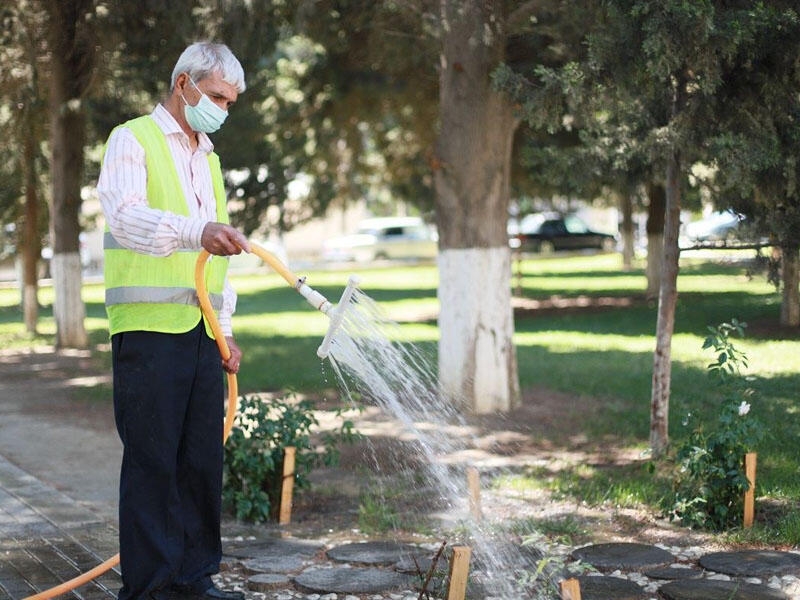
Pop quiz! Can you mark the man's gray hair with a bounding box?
[170,41,246,93]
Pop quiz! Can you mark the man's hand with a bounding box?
[201,222,251,256]
[222,336,243,374]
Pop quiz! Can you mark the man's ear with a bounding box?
[175,72,191,93]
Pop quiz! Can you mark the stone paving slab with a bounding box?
[222,537,325,560]
[643,565,704,580]
[571,542,675,572]
[576,574,646,600]
[659,578,789,600]
[293,566,416,594]
[245,572,292,593]
[241,555,310,574]
[326,540,430,565]
[699,550,800,577]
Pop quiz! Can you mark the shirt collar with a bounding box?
[152,104,214,152]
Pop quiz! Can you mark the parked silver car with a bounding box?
[321,217,438,262]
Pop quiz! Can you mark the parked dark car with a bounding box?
[509,213,617,254]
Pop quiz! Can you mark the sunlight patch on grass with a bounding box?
[493,469,550,493]
[515,331,656,353]
[235,312,330,336]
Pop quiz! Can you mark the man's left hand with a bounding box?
[223,336,243,374]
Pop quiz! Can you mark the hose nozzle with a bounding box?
[317,275,361,359]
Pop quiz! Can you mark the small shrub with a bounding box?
[667,320,765,530]
[223,393,358,522]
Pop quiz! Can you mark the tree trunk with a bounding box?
[645,182,666,299]
[650,153,681,456]
[435,0,520,413]
[780,245,800,327]
[46,0,92,349]
[620,190,635,271]
[22,128,41,334]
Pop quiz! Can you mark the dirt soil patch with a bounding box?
[0,344,723,552]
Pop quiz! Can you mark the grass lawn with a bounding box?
[510,253,800,545]
[1,251,797,543]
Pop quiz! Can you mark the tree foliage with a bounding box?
[706,5,800,246]
[2,0,800,340]
[0,1,49,259]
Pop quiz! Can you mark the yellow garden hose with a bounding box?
[24,243,352,599]
[22,555,123,600]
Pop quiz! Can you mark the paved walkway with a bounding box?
[0,454,119,599]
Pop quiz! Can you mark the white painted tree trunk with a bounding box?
[433,0,520,414]
[438,247,519,414]
[46,0,93,349]
[51,252,87,349]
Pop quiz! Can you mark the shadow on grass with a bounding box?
[513,290,780,337]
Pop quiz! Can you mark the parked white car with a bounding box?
[321,217,438,262]
[683,210,744,243]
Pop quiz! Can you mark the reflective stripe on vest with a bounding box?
[103,115,229,337]
[105,285,223,310]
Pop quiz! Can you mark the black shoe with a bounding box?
[195,586,244,600]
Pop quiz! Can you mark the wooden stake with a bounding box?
[279,446,296,525]
[446,546,472,600]
[744,452,757,528]
[559,578,581,600]
[466,466,481,520]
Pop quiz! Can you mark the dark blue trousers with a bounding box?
[112,320,224,600]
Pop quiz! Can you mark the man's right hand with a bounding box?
[201,222,251,256]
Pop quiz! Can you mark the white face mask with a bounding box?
[181,77,228,133]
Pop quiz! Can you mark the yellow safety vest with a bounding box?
[103,115,229,338]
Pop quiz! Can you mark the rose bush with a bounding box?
[667,320,765,530]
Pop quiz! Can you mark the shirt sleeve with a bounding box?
[218,276,237,337]
[97,127,207,255]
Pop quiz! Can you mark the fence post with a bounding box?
[446,546,472,600]
[559,578,581,600]
[744,452,757,528]
[279,446,296,525]
[466,466,481,520]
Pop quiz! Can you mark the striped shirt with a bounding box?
[97,104,236,335]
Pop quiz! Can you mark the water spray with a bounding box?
[23,241,357,600]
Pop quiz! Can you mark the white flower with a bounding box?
[738,401,751,416]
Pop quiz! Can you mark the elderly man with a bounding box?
[98,41,250,600]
